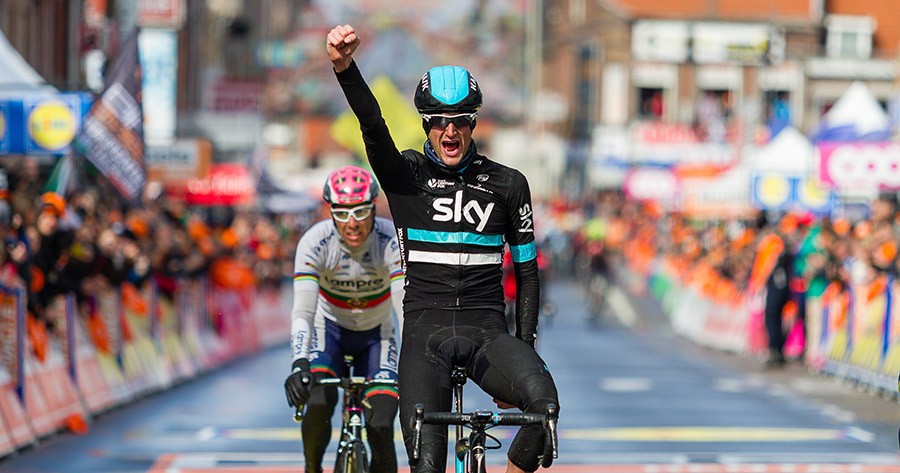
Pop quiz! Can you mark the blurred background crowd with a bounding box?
[0,156,302,359]
[1,1,900,368]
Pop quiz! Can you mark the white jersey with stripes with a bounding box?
[289,217,405,361]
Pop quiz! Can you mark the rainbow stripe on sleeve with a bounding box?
[294,272,319,283]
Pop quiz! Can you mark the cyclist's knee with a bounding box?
[306,385,338,412]
[365,394,398,430]
[517,373,559,415]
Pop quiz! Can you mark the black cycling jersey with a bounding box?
[336,61,541,344]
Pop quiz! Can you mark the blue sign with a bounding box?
[0,102,8,154]
[0,92,92,155]
[751,173,836,215]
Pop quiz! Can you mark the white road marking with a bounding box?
[599,377,653,392]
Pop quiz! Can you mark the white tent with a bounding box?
[749,126,814,175]
[813,81,891,141]
[0,29,56,97]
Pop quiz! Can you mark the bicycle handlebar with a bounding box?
[316,377,398,389]
[422,411,545,426]
[411,403,559,464]
[292,376,398,423]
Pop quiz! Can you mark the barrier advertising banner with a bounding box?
[818,142,900,190]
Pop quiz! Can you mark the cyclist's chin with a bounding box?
[342,235,366,247]
[439,154,463,167]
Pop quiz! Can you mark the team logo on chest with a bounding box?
[432,189,495,232]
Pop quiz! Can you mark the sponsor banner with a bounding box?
[0,102,8,153]
[679,167,754,218]
[76,29,146,201]
[630,122,738,167]
[139,29,178,144]
[0,289,22,400]
[177,163,256,206]
[751,174,836,214]
[24,95,84,154]
[205,79,264,113]
[138,0,185,29]
[146,138,212,185]
[97,290,124,368]
[692,22,781,65]
[623,167,679,204]
[0,93,93,155]
[818,142,900,190]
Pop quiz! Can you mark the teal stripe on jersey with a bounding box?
[407,228,503,247]
[509,242,537,262]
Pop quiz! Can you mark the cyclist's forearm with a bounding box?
[514,259,540,346]
[335,61,381,129]
[290,287,318,361]
[334,60,408,186]
[390,276,405,337]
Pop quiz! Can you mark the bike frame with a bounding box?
[331,375,368,469]
[411,366,557,473]
[295,355,397,473]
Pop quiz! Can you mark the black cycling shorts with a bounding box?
[398,307,559,472]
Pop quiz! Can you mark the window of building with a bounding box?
[637,87,664,120]
[825,15,875,59]
[696,89,733,142]
[569,0,586,25]
[764,90,791,136]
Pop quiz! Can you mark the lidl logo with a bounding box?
[0,110,6,141]
[27,100,77,151]
[756,175,790,207]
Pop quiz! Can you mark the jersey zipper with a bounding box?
[455,174,466,307]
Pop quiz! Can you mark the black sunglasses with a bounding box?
[421,113,477,130]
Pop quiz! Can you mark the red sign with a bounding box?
[207,80,264,113]
[180,163,256,206]
[633,123,701,144]
[138,0,185,29]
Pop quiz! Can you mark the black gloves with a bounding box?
[284,358,312,407]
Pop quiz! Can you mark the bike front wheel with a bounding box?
[335,441,369,473]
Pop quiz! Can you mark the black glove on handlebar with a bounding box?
[284,358,312,407]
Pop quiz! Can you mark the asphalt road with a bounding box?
[1,277,899,472]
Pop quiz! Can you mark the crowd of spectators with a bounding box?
[539,189,900,364]
[0,156,306,360]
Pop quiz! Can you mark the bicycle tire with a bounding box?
[334,441,369,473]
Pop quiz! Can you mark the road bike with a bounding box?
[294,355,398,473]
[411,366,558,473]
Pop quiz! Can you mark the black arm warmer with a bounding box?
[335,61,384,132]
[514,258,540,347]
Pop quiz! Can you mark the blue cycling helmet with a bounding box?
[414,65,482,115]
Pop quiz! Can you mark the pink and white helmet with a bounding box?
[322,166,380,205]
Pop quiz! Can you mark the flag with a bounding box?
[75,28,146,201]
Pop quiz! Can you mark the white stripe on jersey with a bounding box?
[407,250,502,266]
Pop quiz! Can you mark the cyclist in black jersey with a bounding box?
[326,24,560,473]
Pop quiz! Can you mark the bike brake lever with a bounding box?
[412,404,425,462]
[293,404,305,423]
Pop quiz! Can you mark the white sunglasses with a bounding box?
[331,204,375,223]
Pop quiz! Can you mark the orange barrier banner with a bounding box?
[73,316,115,414]
[880,281,900,380]
[0,365,33,453]
[0,289,24,406]
[1,278,292,459]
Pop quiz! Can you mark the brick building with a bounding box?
[538,0,897,140]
